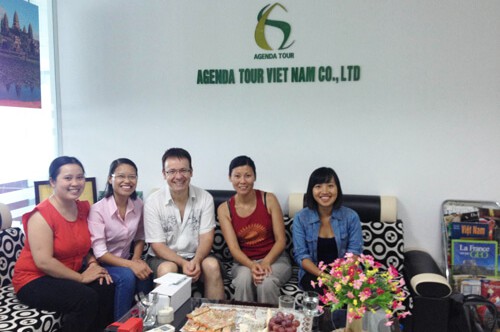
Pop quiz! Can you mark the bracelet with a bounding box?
[88,261,98,266]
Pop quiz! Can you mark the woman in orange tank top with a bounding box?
[217,155,291,305]
[13,156,115,332]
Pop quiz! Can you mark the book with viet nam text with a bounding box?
[450,222,491,240]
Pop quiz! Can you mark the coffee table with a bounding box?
[116,297,277,331]
[179,301,400,332]
[117,297,350,331]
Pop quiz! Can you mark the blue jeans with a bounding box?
[104,265,154,320]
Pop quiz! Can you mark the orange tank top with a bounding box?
[13,199,91,292]
[229,190,275,260]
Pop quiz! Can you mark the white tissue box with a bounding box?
[152,273,191,311]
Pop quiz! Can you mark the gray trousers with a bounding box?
[231,252,292,305]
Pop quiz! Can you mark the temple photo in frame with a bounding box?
[0,0,40,108]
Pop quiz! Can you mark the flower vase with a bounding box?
[345,318,362,332]
[345,305,363,332]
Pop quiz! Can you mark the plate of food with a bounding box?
[181,303,312,332]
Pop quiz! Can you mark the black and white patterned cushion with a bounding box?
[362,220,404,272]
[0,227,62,332]
[0,228,23,288]
[279,218,302,298]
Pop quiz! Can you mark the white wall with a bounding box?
[55,0,500,268]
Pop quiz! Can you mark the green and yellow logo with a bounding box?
[255,3,294,51]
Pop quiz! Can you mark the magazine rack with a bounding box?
[442,199,500,290]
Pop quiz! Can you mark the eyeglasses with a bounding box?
[112,174,138,181]
[164,168,191,177]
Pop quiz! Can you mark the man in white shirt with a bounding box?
[144,148,224,300]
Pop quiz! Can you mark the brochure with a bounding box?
[451,239,497,277]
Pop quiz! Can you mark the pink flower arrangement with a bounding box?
[311,253,410,326]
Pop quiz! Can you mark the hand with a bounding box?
[182,259,201,282]
[130,259,153,280]
[251,262,267,285]
[260,261,272,276]
[81,263,113,285]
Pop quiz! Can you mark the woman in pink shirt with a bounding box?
[88,158,153,319]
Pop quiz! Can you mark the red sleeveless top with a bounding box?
[229,190,275,260]
[13,199,91,292]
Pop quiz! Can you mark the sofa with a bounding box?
[205,190,455,332]
[0,203,62,332]
[1,191,449,331]
[202,190,405,300]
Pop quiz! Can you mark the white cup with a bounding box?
[157,306,174,325]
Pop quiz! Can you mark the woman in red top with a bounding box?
[217,156,291,304]
[13,156,115,332]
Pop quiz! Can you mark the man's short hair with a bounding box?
[162,148,192,171]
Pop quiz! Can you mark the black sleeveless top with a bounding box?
[317,237,338,264]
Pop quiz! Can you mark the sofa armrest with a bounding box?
[404,249,452,298]
[402,249,452,332]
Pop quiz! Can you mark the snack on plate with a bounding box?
[238,313,266,331]
[183,319,232,332]
[187,306,211,319]
[184,307,236,331]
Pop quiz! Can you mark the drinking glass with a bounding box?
[140,292,158,328]
[279,295,295,312]
[295,291,321,317]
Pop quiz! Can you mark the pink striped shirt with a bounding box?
[88,196,144,259]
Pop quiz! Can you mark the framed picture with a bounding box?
[34,177,97,205]
[0,0,41,108]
